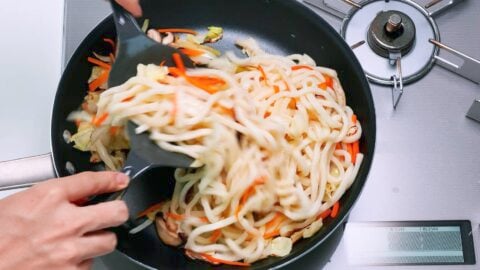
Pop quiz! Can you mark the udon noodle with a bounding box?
[89,38,362,264]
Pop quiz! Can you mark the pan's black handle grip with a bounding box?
[109,0,144,42]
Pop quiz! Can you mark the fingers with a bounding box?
[79,200,129,233]
[77,231,117,261]
[116,0,142,17]
[59,172,129,202]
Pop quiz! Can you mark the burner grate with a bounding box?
[304,0,480,109]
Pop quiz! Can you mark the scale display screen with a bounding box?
[344,220,476,266]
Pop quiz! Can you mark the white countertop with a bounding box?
[0,0,64,161]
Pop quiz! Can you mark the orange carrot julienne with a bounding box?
[157,28,198,35]
[282,79,290,91]
[109,126,120,135]
[168,67,184,77]
[273,85,280,93]
[257,65,267,82]
[318,74,334,90]
[172,53,185,73]
[199,252,250,267]
[92,112,109,127]
[335,143,342,150]
[288,98,297,109]
[236,177,266,217]
[88,69,109,92]
[166,212,184,221]
[199,216,209,223]
[87,57,111,70]
[264,229,281,239]
[186,76,226,94]
[136,202,163,219]
[317,208,332,220]
[292,65,314,71]
[209,229,222,243]
[180,48,205,57]
[330,202,340,218]
[352,114,358,124]
[122,96,134,102]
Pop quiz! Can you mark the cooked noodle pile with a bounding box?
[91,39,362,263]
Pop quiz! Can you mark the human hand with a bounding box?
[0,172,130,270]
[116,0,142,17]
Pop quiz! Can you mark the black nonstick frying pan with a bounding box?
[4,0,376,269]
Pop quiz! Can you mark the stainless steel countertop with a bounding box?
[2,0,479,269]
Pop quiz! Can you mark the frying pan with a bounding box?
[0,0,376,269]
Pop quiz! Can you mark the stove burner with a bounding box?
[367,11,416,58]
[340,0,440,85]
[305,0,480,110]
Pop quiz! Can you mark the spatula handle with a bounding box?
[109,0,144,42]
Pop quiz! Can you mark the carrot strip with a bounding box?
[109,126,120,135]
[335,143,342,150]
[283,79,290,91]
[324,74,333,88]
[288,98,297,109]
[330,202,340,218]
[103,38,116,49]
[88,69,109,92]
[172,53,185,73]
[92,113,109,127]
[318,74,334,90]
[199,216,209,223]
[180,48,205,57]
[186,76,226,94]
[200,252,250,267]
[209,229,222,243]
[236,177,266,217]
[87,57,111,70]
[121,96,134,102]
[168,67,184,77]
[137,202,163,219]
[166,212,185,221]
[264,229,281,239]
[352,114,358,124]
[292,65,314,71]
[157,28,198,35]
[317,208,332,220]
[258,65,267,82]
[273,85,280,93]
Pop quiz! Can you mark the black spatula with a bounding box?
[89,2,196,205]
[108,0,193,87]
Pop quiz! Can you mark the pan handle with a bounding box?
[0,153,56,191]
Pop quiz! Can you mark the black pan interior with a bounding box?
[52,0,376,269]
